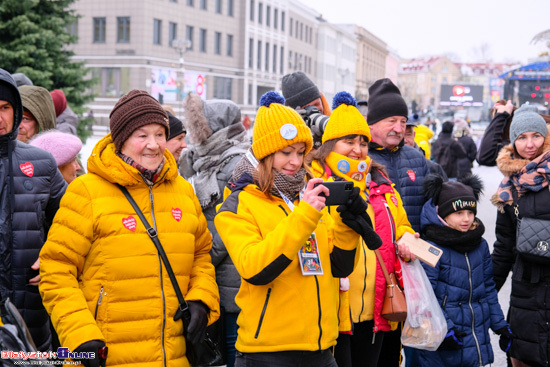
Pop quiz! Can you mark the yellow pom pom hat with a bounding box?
[252,91,313,160]
[322,91,371,144]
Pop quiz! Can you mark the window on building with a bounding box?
[213,77,232,99]
[257,40,261,69]
[68,19,78,38]
[273,44,277,73]
[214,31,221,55]
[91,67,130,98]
[258,2,263,24]
[309,28,312,44]
[274,9,278,29]
[153,19,162,45]
[200,0,207,10]
[216,0,222,13]
[250,0,254,21]
[295,20,298,37]
[93,17,106,43]
[187,0,194,5]
[288,50,292,70]
[266,6,270,26]
[169,22,177,47]
[248,83,252,105]
[228,0,234,16]
[265,42,269,71]
[280,46,284,73]
[170,0,177,2]
[281,11,285,31]
[186,25,194,50]
[200,28,207,52]
[248,38,253,67]
[289,17,293,36]
[300,23,303,40]
[117,17,130,43]
[227,34,233,57]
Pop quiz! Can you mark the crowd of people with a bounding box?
[1,65,550,367]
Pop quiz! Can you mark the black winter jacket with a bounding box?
[368,140,429,232]
[492,142,550,367]
[0,70,67,351]
[476,112,511,166]
[432,132,467,179]
[456,135,477,178]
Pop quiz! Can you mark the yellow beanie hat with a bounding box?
[252,91,313,160]
[322,91,371,144]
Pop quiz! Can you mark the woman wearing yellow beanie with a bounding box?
[310,91,415,367]
[215,91,372,367]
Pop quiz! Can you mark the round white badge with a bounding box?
[280,124,298,140]
[358,161,367,172]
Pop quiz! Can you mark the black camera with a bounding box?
[298,105,329,149]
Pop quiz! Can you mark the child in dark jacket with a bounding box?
[413,174,511,367]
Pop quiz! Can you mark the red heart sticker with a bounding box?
[391,195,399,207]
[172,208,182,222]
[407,170,416,182]
[20,162,34,177]
[122,216,137,231]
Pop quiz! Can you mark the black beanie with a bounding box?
[281,71,321,108]
[367,78,408,125]
[424,174,483,219]
[166,111,186,140]
[442,120,454,133]
[0,81,18,114]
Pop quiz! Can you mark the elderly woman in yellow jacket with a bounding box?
[309,92,415,367]
[214,91,377,367]
[39,90,220,367]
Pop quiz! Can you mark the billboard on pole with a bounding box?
[440,84,483,107]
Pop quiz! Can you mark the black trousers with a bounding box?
[334,320,386,367]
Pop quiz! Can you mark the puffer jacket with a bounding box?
[368,140,429,232]
[491,129,550,366]
[416,200,507,367]
[346,169,413,333]
[0,69,67,351]
[39,134,220,367]
[214,174,360,353]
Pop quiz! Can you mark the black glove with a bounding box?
[495,326,513,353]
[439,328,466,350]
[337,187,367,216]
[74,340,107,367]
[186,301,209,345]
[337,191,383,250]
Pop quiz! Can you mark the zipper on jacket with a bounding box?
[360,244,367,318]
[94,286,104,320]
[465,253,483,366]
[315,275,322,350]
[254,288,272,338]
[149,185,167,367]
[442,295,448,311]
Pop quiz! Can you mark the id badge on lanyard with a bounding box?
[246,149,323,276]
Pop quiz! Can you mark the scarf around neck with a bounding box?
[423,219,485,253]
[232,152,306,200]
[117,152,165,186]
[496,150,550,204]
[325,151,372,193]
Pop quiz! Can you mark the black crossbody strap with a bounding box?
[116,184,190,317]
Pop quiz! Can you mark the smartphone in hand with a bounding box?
[314,181,354,206]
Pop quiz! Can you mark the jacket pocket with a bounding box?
[254,288,271,339]
[94,286,104,320]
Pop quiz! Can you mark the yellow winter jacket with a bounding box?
[214,183,360,353]
[39,134,220,367]
[414,124,434,160]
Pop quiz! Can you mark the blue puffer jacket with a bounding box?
[368,141,429,232]
[415,200,508,367]
[0,69,67,351]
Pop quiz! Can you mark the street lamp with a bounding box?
[172,39,192,120]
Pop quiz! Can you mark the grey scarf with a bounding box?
[180,123,250,208]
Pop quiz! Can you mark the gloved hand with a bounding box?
[337,190,382,250]
[337,187,367,216]
[74,340,107,367]
[186,301,209,345]
[439,328,466,350]
[495,326,513,353]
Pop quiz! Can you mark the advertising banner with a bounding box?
[440,84,484,107]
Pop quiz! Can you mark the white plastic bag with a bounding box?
[399,258,447,351]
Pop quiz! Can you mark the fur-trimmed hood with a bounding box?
[183,93,242,144]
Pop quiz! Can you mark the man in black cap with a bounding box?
[0,68,67,351]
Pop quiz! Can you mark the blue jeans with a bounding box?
[235,349,337,367]
[224,312,239,367]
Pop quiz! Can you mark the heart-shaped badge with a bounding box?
[122,216,137,231]
[20,162,34,177]
[172,208,182,222]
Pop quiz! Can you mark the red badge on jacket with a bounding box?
[391,195,398,207]
[20,162,34,177]
[407,170,416,182]
[122,216,137,231]
[172,208,182,222]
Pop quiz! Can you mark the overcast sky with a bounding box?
[298,0,550,64]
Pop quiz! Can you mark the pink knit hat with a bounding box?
[29,130,82,166]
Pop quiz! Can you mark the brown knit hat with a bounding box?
[109,90,169,151]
